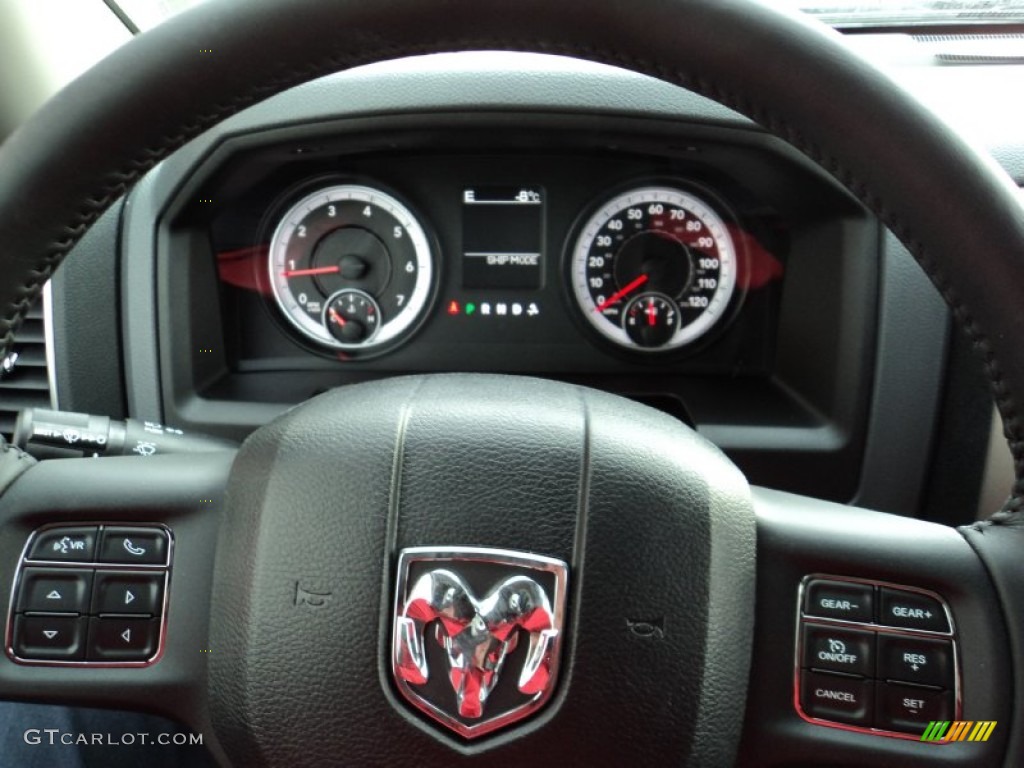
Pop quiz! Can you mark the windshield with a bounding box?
[115,0,1024,31]
[782,0,1024,26]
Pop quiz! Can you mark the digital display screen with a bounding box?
[462,186,543,289]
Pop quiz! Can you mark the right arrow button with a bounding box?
[91,571,163,616]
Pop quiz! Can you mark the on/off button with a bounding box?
[804,580,873,623]
[802,625,873,677]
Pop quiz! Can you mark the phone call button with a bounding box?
[98,528,168,565]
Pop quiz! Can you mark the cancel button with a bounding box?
[800,671,873,726]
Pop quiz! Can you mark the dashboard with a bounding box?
[46,50,998,519]
[157,113,878,504]
[201,125,796,371]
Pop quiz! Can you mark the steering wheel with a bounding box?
[1,0,1022,765]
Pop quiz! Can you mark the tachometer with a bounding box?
[268,183,434,354]
[570,185,740,352]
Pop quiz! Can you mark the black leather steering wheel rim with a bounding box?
[1,0,1022,520]
[0,0,1022,764]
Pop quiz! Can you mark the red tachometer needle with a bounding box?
[595,274,649,313]
[328,308,346,327]
[282,265,341,278]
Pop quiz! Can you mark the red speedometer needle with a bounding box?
[595,274,649,312]
[282,265,341,278]
[328,308,346,327]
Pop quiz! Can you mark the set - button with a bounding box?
[7,524,171,665]
[797,577,957,737]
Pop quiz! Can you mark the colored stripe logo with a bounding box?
[921,721,997,742]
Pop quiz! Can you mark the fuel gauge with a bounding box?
[324,289,382,346]
[622,293,680,349]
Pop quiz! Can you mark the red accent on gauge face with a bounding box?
[594,273,649,313]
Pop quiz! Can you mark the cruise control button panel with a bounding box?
[796,575,958,740]
[6,524,172,666]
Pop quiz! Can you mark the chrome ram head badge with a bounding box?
[392,547,568,739]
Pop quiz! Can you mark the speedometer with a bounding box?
[570,185,741,352]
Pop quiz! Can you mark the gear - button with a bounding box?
[804,579,873,623]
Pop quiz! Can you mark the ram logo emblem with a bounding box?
[391,547,568,739]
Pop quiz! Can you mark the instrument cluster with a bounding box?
[203,144,791,384]
[227,166,776,366]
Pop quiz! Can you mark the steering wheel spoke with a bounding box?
[740,488,1011,766]
[0,452,232,733]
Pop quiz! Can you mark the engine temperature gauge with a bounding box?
[622,293,679,348]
